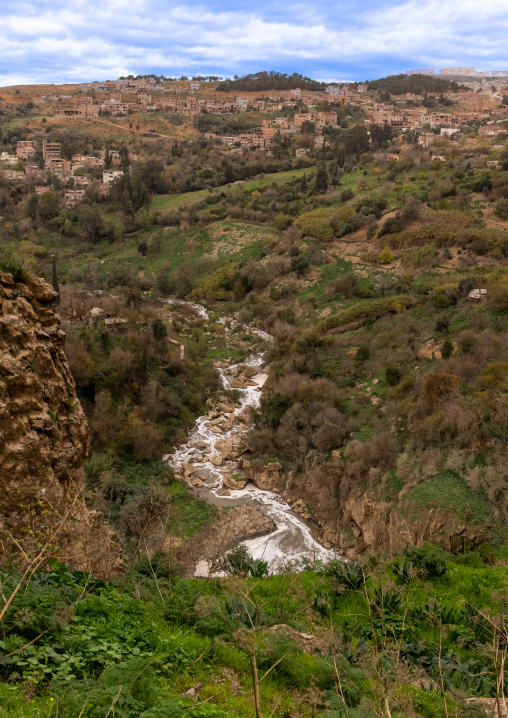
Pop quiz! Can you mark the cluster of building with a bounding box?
[49,80,368,119]
[369,96,508,130]
[0,140,127,206]
[203,111,338,151]
[406,67,508,77]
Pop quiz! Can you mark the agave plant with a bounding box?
[249,559,269,578]
[392,558,418,584]
[371,586,404,614]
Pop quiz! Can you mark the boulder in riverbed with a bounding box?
[223,475,247,490]
[242,459,283,492]
[215,436,247,460]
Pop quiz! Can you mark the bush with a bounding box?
[385,366,401,385]
[340,188,354,202]
[494,198,508,220]
[441,339,454,359]
[152,318,167,340]
[401,244,438,268]
[434,318,449,333]
[356,345,371,361]
[294,207,334,241]
[378,247,394,264]
[274,214,292,231]
[379,216,403,237]
[0,259,28,282]
[138,239,148,256]
[85,452,117,480]
[291,255,310,277]
[458,276,475,296]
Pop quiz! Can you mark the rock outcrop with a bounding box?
[240,458,284,492]
[0,271,119,576]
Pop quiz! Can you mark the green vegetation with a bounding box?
[216,70,326,92]
[0,547,505,717]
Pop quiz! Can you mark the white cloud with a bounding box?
[1,0,508,84]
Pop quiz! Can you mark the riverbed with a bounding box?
[166,303,336,575]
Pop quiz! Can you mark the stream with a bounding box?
[166,301,336,575]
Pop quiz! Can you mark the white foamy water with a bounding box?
[163,298,209,319]
[166,305,336,575]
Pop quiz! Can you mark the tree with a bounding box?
[314,164,328,194]
[152,318,167,340]
[300,120,316,135]
[224,161,234,183]
[369,122,393,147]
[494,198,508,220]
[385,366,401,385]
[344,125,370,156]
[119,146,130,171]
[104,149,112,169]
[290,254,309,277]
[37,191,60,220]
[78,204,103,242]
[441,339,454,359]
[356,345,371,361]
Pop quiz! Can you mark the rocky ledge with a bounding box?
[0,271,119,576]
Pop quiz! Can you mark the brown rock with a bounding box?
[242,459,283,492]
[210,455,223,466]
[223,475,247,490]
[231,377,248,389]
[237,406,252,424]
[215,436,247,460]
[0,274,119,577]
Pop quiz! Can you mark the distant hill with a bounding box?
[216,71,327,93]
[367,73,469,95]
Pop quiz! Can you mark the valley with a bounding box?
[0,69,507,717]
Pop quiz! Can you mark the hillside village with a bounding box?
[1,69,508,214]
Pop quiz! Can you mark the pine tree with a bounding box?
[224,162,234,183]
[301,173,308,192]
[314,164,328,194]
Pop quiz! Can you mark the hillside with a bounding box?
[367,73,468,94]
[216,71,327,92]
[1,74,508,718]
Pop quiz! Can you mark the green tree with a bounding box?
[151,318,167,340]
[78,204,104,242]
[356,345,371,361]
[314,164,328,194]
[442,339,454,359]
[290,254,310,277]
[385,366,401,385]
[37,191,60,220]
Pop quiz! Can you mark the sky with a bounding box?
[2,0,508,86]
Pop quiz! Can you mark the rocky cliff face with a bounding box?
[0,270,118,576]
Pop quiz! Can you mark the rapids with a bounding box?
[166,302,336,575]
